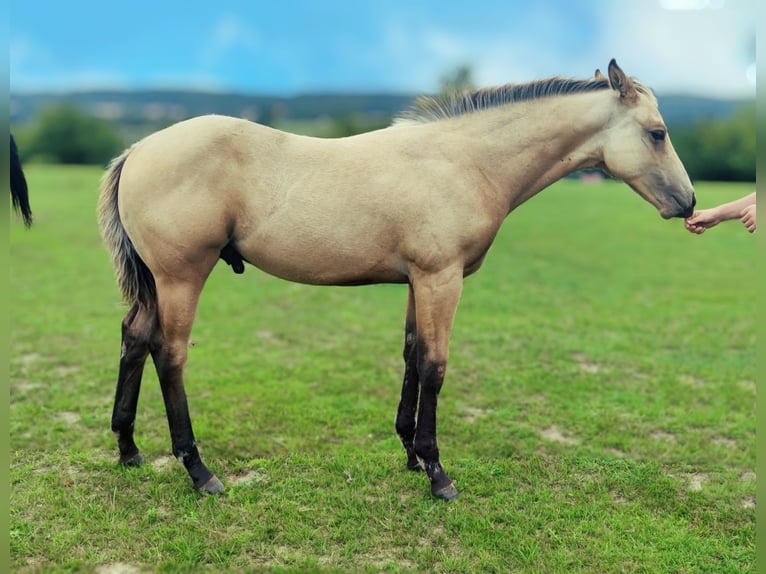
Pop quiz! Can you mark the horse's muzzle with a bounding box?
[680,193,696,218]
[664,192,696,219]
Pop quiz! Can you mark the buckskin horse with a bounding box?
[98,60,695,499]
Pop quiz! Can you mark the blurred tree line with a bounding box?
[12,86,755,182]
[671,101,755,182]
[14,104,124,165]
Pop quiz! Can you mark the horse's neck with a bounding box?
[460,92,612,214]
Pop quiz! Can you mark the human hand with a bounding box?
[684,208,721,234]
[740,204,756,233]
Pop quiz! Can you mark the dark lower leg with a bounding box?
[151,346,221,493]
[111,304,150,466]
[395,290,421,470]
[395,328,421,470]
[414,358,457,499]
[112,359,147,465]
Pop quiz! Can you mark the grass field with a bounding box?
[10,165,755,573]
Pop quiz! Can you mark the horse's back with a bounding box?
[123,115,286,189]
[116,114,502,286]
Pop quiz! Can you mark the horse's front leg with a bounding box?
[395,285,421,471]
[410,266,463,500]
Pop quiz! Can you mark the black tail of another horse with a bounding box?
[10,134,32,227]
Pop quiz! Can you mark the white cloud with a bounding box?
[200,15,260,69]
[659,0,726,9]
[375,22,553,93]
[9,1,756,97]
[374,1,754,98]
[597,1,755,98]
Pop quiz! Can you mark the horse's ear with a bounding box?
[594,68,606,81]
[607,59,634,99]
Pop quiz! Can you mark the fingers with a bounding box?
[684,216,707,234]
[684,221,706,234]
[740,205,756,233]
[685,210,717,229]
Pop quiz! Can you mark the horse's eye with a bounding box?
[650,129,666,142]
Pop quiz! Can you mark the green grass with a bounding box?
[10,165,755,573]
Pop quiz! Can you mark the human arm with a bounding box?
[684,192,756,234]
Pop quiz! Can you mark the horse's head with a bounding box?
[597,59,695,219]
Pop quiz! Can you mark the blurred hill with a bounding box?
[10,89,746,134]
[9,89,754,181]
[10,90,416,139]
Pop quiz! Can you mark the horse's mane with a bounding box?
[393,76,651,125]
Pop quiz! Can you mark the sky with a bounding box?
[10,0,756,99]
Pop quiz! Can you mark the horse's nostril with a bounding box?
[691,194,697,209]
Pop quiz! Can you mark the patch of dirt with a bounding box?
[740,470,756,483]
[711,436,738,449]
[674,472,706,492]
[606,447,626,458]
[540,425,579,445]
[94,563,144,574]
[738,380,755,392]
[572,353,604,374]
[150,456,175,472]
[230,468,268,486]
[650,430,676,443]
[54,365,80,377]
[54,411,80,425]
[12,380,43,393]
[352,553,417,571]
[622,366,651,380]
[741,496,756,509]
[678,374,706,388]
[18,352,42,368]
[24,556,47,569]
[461,405,492,423]
[257,329,278,341]
[611,492,629,504]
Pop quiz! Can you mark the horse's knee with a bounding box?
[417,358,447,393]
[155,342,188,373]
[121,304,157,358]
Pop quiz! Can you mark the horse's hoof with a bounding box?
[432,481,459,501]
[198,475,225,495]
[119,453,144,467]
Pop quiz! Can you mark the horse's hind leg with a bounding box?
[395,285,422,471]
[151,276,223,494]
[112,302,155,466]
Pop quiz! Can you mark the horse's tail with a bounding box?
[10,134,32,227]
[97,146,157,308]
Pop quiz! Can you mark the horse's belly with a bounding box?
[235,234,409,286]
